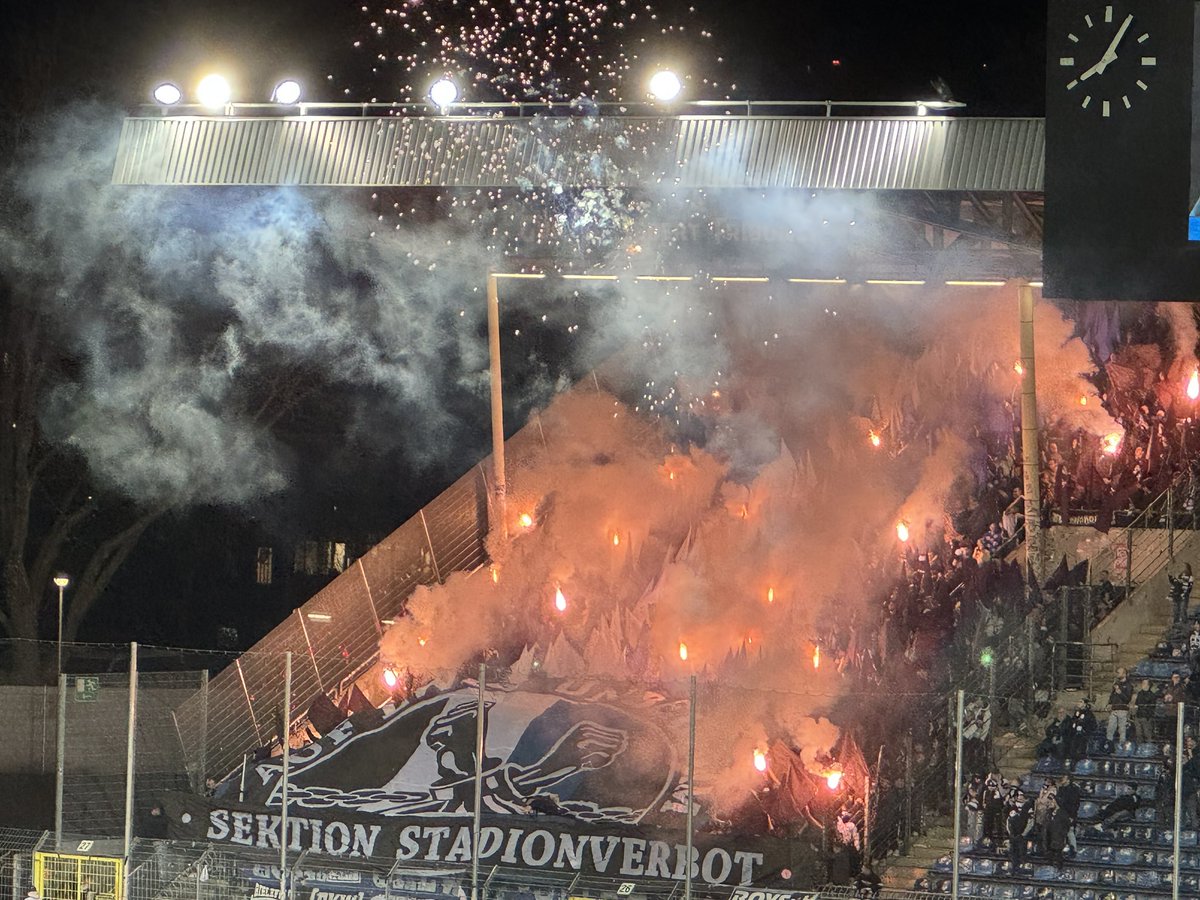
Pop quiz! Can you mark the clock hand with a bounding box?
[1077,14,1135,81]
[1102,14,1134,63]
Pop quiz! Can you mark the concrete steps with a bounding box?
[881,818,955,889]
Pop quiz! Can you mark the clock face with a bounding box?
[1058,3,1155,118]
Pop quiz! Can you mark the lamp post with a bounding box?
[52,574,69,677]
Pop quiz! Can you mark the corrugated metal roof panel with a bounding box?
[112,115,1045,191]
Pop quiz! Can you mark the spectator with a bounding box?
[1093,784,1141,830]
[981,522,1004,556]
[1162,672,1187,706]
[1106,667,1133,745]
[1062,785,1082,862]
[1184,562,1195,612]
[1133,679,1158,744]
[1094,570,1117,617]
[1005,790,1033,863]
[1189,622,1200,668]
[1170,570,1188,626]
[1065,700,1096,760]
[1032,782,1057,854]
[855,864,882,900]
[1037,709,1067,759]
[1046,804,1071,869]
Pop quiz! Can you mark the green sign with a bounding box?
[74,676,99,702]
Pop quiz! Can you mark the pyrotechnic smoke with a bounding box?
[381,281,1114,795]
[1158,302,1200,376]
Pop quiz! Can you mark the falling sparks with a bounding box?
[1102,432,1122,455]
[1189,368,1199,400]
[554,586,568,612]
[678,641,688,661]
[896,520,910,543]
[753,748,767,772]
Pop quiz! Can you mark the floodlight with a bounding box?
[197,74,232,109]
[53,574,70,589]
[152,82,183,106]
[917,103,929,116]
[428,77,459,110]
[648,70,682,102]
[272,79,302,105]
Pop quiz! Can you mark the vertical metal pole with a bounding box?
[1173,702,1184,900]
[903,730,913,855]
[685,676,697,900]
[1126,528,1134,599]
[862,773,872,864]
[280,652,292,900]
[486,274,507,540]
[951,690,965,900]
[1018,281,1045,585]
[1169,488,1175,561]
[55,673,66,850]
[57,584,64,680]
[472,664,486,900]
[123,642,139,859]
[199,669,209,792]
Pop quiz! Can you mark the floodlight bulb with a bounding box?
[272,79,302,105]
[152,82,182,106]
[648,70,682,102]
[429,77,459,109]
[53,575,70,589]
[197,74,232,109]
[917,103,929,116]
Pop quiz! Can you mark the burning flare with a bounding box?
[554,586,567,613]
[1078,395,1088,406]
[753,748,768,772]
[417,636,427,647]
[896,520,910,543]
[518,512,534,528]
[813,644,821,669]
[612,533,620,547]
[825,770,843,790]
[868,430,881,448]
[1013,360,1024,376]
[1102,432,1122,456]
[382,667,398,689]
[1189,368,1199,401]
[678,642,688,661]
[767,586,775,604]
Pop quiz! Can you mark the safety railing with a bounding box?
[1047,640,1119,700]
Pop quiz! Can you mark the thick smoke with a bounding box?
[380,280,1114,805]
[3,104,503,506]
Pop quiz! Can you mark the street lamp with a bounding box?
[52,574,69,676]
[648,69,682,102]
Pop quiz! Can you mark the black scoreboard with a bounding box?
[1044,0,1200,299]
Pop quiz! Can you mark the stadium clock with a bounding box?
[1057,3,1155,117]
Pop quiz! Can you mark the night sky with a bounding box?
[1,0,1048,656]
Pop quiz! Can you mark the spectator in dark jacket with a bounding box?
[1107,668,1133,745]
[1094,784,1140,830]
[1133,679,1158,744]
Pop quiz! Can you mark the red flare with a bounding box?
[554,587,567,613]
[1189,369,1199,401]
[896,521,910,543]
[678,642,688,661]
[753,749,768,772]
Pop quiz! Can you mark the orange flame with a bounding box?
[767,586,775,604]
[678,642,688,661]
[554,587,567,612]
[868,430,881,448]
[612,533,620,547]
[1079,395,1088,406]
[896,520,910,543]
[1014,360,1024,376]
[825,770,843,790]
[490,565,499,584]
[1102,433,1122,456]
[813,645,821,669]
[382,667,398,689]
[518,512,534,528]
[1189,368,1199,401]
[417,636,427,647]
[753,749,768,772]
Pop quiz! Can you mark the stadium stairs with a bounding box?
[880,527,1199,891]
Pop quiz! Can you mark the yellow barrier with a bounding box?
[33,851,123,900]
